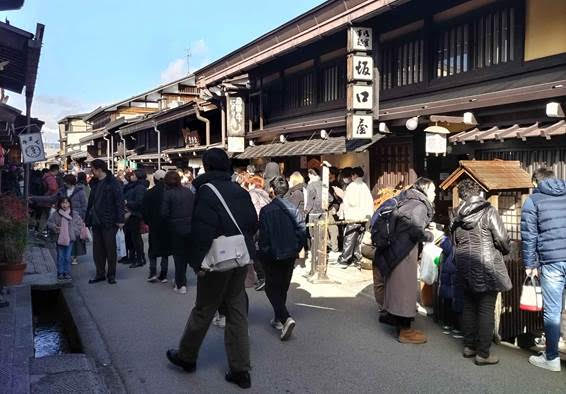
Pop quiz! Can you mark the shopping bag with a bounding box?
[116,229,127,259]
[520,275,543,312]
[244,264,258,288]
[420,242,442,285]
[80,225,92,242]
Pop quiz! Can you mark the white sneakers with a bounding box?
[529,352,561,372]
[270,318,284,330]
[173,286,187,294]
[280,318,296,341]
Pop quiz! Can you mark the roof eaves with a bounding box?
[83,75,197,122]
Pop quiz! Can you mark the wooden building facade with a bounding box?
[193,0,566,198]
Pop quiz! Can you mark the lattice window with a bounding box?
[381,36,424,90]
[435,5,516,80]
[498,191,522,241]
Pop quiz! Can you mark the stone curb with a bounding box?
[61,286,127,394]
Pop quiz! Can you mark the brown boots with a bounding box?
[398,328,427,344]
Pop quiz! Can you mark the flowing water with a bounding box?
[34,320,70,358]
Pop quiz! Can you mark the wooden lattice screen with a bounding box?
[498,191,522,241]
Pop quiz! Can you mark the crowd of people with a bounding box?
[21,152,566,388]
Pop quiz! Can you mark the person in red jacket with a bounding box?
[35,164,60,235]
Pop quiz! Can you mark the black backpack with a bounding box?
[370,193,405,250]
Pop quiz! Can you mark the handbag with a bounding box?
[200,183,251,272]
[520,275,543,312]
[80,225,92,242]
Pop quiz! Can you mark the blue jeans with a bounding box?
[56,242,74,275]
[540,261,566,360]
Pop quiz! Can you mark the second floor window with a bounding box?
[320,62,346,103]
[381,36,424,90]
[435,5,516,79]
[285,71,314,110]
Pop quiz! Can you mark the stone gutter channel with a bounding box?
[1,240,126,394]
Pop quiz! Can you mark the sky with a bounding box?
[2,0,323,142]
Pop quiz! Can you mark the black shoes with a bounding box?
[225,370,251,389]
[166,349,196,373]
[88,276,116,284]
[166,349,250,389]
[378,311,397,326]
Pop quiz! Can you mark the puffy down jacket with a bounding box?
[451,196,512,293]
[521,178,566,269]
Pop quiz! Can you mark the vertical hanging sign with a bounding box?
[226,93,245,152]
[19,132,45,163]
[347,27,374,140]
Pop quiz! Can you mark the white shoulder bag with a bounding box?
[201,183,251,272]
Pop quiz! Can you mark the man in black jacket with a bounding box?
[85,159,125,284]
[259,176,307,341]
[166,148,257,390]
[142,170,170,282]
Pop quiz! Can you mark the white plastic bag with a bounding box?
[420,242,442,285]
[116,229,127,259]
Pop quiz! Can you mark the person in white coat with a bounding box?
[337,167,374,267]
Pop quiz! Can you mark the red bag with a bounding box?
[139,221,149,234]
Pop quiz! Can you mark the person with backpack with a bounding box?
[373,178,436,344]
[451,178,511,366]
[166,148,257,390]
[258,176,307,341]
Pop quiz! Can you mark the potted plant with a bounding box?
[0,194,28,285]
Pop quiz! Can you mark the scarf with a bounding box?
[57,209,72,246]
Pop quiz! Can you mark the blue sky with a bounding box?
[2,0,323,141]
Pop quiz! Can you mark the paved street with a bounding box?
[68,246,566,394]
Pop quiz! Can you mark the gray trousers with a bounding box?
[178,266,250,372]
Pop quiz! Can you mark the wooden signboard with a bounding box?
[347,84,373,111]
[347,27,372,52]
[226,94,245,137]
[347,113,373,140]
[347,54,373,82]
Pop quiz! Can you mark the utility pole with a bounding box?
[186,48,191,74]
